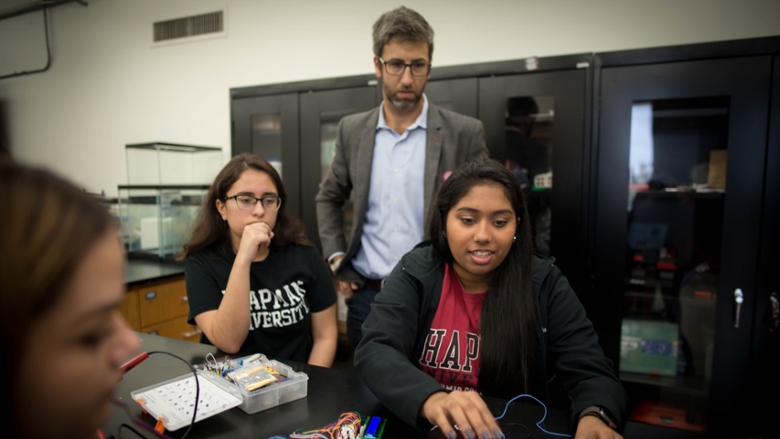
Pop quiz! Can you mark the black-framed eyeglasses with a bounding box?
[378,57,431,76]
[225,195,282,211]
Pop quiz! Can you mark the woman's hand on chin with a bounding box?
[236,222,274,263]
[421,390,504,439]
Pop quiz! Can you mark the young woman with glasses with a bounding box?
[181,153,338,367]
[354,158,626,439]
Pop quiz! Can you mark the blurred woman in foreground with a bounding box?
[0,161,140,438]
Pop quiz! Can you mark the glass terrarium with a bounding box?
[118,142,222,259]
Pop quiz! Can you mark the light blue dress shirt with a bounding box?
[351,95,428,280]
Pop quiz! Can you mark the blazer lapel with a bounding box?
[424,104,443,224]
[350,107,380,255]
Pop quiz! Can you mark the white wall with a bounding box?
[1,0,778,196]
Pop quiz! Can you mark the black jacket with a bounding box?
[354,243,626,432]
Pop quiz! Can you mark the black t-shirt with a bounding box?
[185,243,337,362]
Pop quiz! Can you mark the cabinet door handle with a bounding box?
[734,288,744,328]
[182,328,202,338]
[181,296,188,302]
[768,292,779,333]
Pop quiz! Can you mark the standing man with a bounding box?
[315,6,488,352]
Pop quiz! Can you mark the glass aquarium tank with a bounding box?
[118,142,222,259]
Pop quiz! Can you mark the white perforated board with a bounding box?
[131,371,243,431]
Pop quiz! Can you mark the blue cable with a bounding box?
[495,394,572,438]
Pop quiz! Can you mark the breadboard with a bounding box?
[131,370,242,431]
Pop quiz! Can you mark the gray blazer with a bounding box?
[315,102,488,283]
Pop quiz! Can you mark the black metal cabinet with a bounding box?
[228,36,780,438]
[478,62,591,294]
[424,77,478,118]
[299,86,378,250]
[592,49,775,437]
[231,93,300,216]
[229,57,595,262]
[751,54,780,439]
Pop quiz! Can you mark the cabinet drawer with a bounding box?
[121,289,141,331]
[142,316,202,343]
[138,278,189,327]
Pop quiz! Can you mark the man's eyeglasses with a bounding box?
[378,57,431,76]
[226,195,282,211]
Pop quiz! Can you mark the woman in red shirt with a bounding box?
[355,158,625,439]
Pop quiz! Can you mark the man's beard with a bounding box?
[384,82,422,111]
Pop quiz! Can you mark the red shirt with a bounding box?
[417,263,486,392]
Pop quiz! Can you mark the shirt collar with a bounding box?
[377,94,428,132]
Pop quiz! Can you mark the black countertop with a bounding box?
[126,257,186,287]
[104,333,573,439]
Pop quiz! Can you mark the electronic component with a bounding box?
[229,364,277,391]
[365,417,381,436]
[363,416,385,439]
[131,371,243,431]
[120,352,149,373]
[290,412,361,439]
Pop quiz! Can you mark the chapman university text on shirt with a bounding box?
[221,280,311,330]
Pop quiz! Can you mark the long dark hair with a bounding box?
[180,153,310,259]
[0,161,116,437]
[428,157,538,398]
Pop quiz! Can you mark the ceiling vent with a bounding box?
[153,10,224,43]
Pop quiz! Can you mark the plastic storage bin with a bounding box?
[195,355,309,415]
[130,356,308,432]
[230,359,309,414]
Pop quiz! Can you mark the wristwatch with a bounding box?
[329,257,342,274]
[579,406,617,431]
